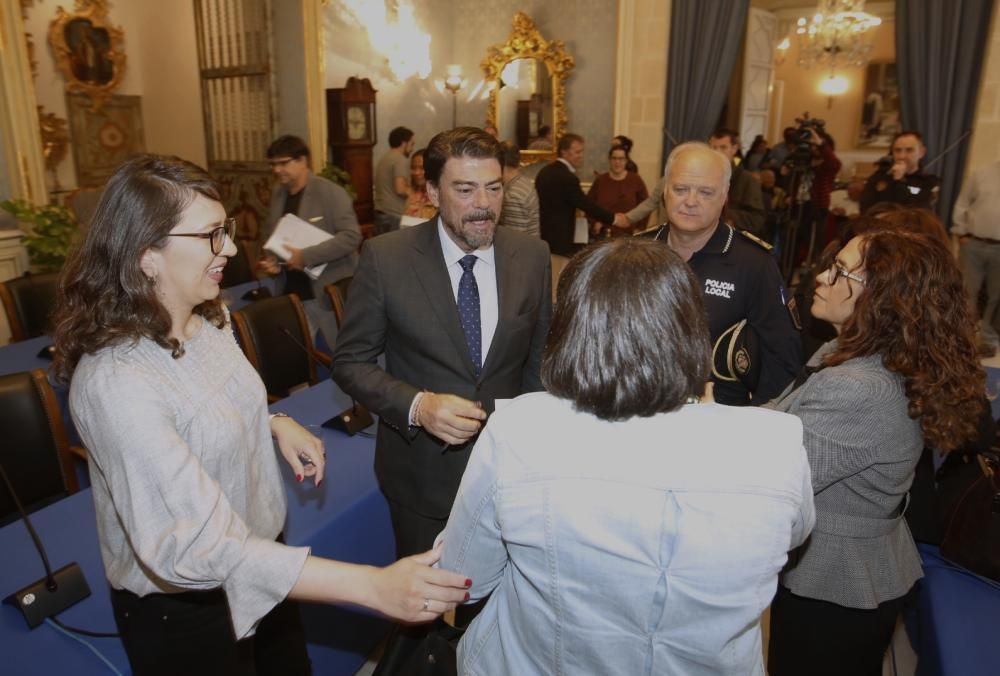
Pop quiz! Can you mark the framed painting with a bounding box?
[857,61,900,149]
[66,92,145,187]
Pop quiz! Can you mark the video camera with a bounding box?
[785,113,827,169]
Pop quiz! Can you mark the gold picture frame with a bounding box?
[47,0,126,111]
[481,13,574,164]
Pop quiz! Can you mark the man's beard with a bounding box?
[444,208,498,251]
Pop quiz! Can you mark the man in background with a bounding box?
[258,134,361,347]
[536,133,613,292]
[708,128,767,238]
[953,159,1000,356]
[373,126,415,235]
[860,130,940,213]
[498,141,539,237]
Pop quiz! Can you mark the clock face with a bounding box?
[346,106,368,141]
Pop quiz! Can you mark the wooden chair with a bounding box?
[0,272,60,342]
[322,277,353,330]
[0,369,79,526]
[231,293,330,402]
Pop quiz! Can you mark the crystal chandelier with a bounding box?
[795,0,882,69]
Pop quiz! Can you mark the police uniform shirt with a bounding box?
[859,168,940,213]
[686,222,803,406]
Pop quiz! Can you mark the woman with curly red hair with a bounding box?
[766,229,985,675]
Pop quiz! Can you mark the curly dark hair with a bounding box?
[824,230,984,451]
[51,155,227,383]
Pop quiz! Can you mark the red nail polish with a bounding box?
[464,591,470,601]
[296,474,303,482]
[317,479,322,487]
[465,579,472,588]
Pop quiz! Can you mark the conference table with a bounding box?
[0,378,394,675]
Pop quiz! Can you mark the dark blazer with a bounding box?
[263,173,361,298]
[331,219,552,518]
[536,160,614,257]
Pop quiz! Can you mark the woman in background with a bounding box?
[767,229,984,675]
[441,238,814,675]
[404,148,436,220]
[53,155,470,676]
[588,145,649,236]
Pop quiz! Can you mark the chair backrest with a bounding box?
[0,272,60,342]
[0,369,78,526]
[231,293,317,400]
[221,240,258,289]
[322,276,353,330]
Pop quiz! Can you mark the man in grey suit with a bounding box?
[332,126,551,557]
[259,134,361,347]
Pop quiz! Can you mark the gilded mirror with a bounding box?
[48,0,126,111]
[482,13,573,165]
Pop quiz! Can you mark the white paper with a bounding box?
[263,213,332,280]
[400,215,424,228]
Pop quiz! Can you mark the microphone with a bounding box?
[241,281,272,303]
[1,462,91,628]
[36,344,55,360]
[279,328,374,436]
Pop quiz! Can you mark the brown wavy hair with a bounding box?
[824,230,984,451]
[51,155,226,384]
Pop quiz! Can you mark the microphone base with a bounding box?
[241,286,272,302]
[5,562,91,628]
[323,405,374,436]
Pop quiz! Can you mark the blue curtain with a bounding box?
[662,0,750,165]
[896,0,995,225]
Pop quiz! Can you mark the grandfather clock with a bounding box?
[326,77,377,225]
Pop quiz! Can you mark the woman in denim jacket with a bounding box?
[440,238,815,675]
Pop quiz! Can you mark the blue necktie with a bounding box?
[457,255,482,376]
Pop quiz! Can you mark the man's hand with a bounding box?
[613,213,631,229]
[890,161,907,181]
[417,393,487,445]
[257,254,281,276]
[286,245,306,270]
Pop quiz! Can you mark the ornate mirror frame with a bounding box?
[47,0,126,111]
[481,12,573,164]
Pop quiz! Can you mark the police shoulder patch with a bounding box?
[737,229,773,251]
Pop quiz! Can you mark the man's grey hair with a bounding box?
[662,141,732,191]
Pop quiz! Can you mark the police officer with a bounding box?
[859,130,940,213]
[650,142,802,406]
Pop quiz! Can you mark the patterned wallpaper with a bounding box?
[324,0,618,178]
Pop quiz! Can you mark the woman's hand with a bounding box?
[271,416,325,486]
[369,542,472,623]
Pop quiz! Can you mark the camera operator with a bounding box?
[859,131,940,213]
[780,123,841,267]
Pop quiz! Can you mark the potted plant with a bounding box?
[0,199,79,273]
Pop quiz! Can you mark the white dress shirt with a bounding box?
[436,218,499,359]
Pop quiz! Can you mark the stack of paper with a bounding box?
[262,213,333,280]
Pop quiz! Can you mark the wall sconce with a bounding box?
[444,64,466,128]
[818,73,848,108]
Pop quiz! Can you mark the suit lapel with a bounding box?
[410,221,480,379]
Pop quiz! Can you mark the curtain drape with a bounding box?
[661,0,750,166]
[896,0,995,225]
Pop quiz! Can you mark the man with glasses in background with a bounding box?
[258,135,362,347]
[645,142,802,406]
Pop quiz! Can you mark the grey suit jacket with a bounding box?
[264,173,361,299]
[331,219,552,518]
[767,341,924,608]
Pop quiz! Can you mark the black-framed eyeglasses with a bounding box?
[823,261,866,286]
[167,218,236,255]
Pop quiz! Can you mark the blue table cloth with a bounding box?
[0,379,392,675]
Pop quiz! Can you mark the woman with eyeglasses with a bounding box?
[766,230,985,675]
[51,155,470,676]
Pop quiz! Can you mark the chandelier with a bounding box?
[795,0,882,69]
